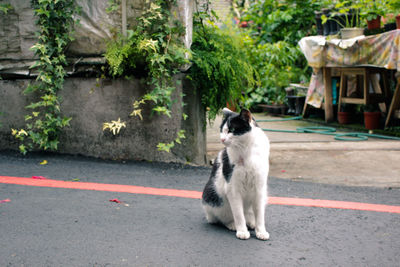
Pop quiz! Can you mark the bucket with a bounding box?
[340,28,364,39]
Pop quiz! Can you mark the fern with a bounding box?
[189,20,258,120]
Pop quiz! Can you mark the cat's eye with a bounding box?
[228,127,234,133]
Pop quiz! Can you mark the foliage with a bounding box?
[238,0,317,108]
[104,0,188,152]
[321,1,364,28]
[360,0,386,21]
[104,0,188,119]
[12,0,80,154]
[0,3,12,14]
[157,129,186,153]
[103,118,126,135]
[189,2,258,120]
[322,0,389,27]
[242,0,321,46]
[244,38,306,106]
[388,0,400,13]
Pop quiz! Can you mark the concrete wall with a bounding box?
[0,76,207,165]
[211,0,232,19]
[0,0,206,165]
[0,0,193,59]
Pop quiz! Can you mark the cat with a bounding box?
[202,108,270,240]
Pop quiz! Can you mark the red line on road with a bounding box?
[0,176,202,199]
[1,175,400,214]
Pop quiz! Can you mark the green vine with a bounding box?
[0,3,13,14]
[104,0,189,152]
[105,0,188,117]
[103,0,257,151]
[12,0,80,154]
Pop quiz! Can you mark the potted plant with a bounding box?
[338,104,352,124]
[387,0,400,29]
[259,93,287,115]
[363,104,381,130]
[285,84,307,116]
[321,0,365,39]
[360,0,385,30]
[383,14,397,32]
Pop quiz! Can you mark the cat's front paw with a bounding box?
[236,230,250,240]
[256,230,270,241]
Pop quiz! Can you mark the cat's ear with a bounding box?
[239,108,252,123]
[222,108,236,118]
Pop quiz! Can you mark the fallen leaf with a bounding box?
[32,176,48,180]
[109,199,122,203]
[0,199,11,203]
[281,170,286,173]
[39,160,48,165]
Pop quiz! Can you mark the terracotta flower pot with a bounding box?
[367,16,381,30]
[364,111,381,130]
[338,111,351,124]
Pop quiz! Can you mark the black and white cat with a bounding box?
[202,108,270,240]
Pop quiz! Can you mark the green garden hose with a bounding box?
[257,117,400,141]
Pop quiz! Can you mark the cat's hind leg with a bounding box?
[203,205,219,224]
[204,203,237,232]
[245,207,256,230]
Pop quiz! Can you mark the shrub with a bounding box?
[189,15,258,120]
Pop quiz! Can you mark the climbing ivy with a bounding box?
[0,3,12,14]
[12,0,80,154]
[104,0,189,152]
[105,0,188,118]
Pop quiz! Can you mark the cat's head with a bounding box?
[219,108,254,147]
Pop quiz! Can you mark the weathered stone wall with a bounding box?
[0,0,193,59]
[210,0,232,19]
[0,75,206,165]
[0,0,207,165]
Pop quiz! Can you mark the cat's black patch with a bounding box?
[220,113,252,136]
[227,116,251,136]
[222,148,234,182]
[202,158,223,207]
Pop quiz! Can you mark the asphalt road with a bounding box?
[1,151,399,266]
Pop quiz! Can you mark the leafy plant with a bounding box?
[157,129,186,153]
[242,0,320,46]
[320,0,364,28]
[12,0,80,154]
[0,3,12,14]
[104,0,189,152]
[189,2,258,120]
[103,118,126,135]
[244,39,306,107]
[388,0,400,13]
[360,0,386,21]
[239,0,317,109]
[105,0,188,119]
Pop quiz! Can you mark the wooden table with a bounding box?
[299,30,400,125]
